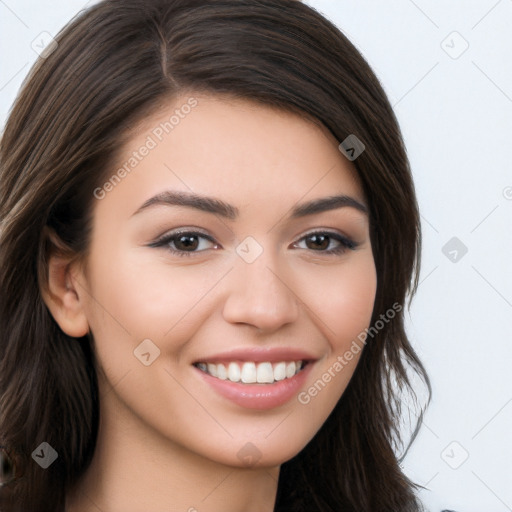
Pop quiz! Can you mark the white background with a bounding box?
[1,1,511,511]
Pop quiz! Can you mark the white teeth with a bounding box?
[256,362,274,383]
[228,362,241,382]
[273,362,286,381]
[207,363,217,377]
[241,362,257,383]
[286,362,296,378]
[196,360,304,383]
[217,363,227,380]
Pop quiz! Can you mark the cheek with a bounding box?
[81,251,231,392]
[85,250,222,339]
[80,253,217,413]
[297,253,377,349]
[329,268,377,349]
[292,254,376,422]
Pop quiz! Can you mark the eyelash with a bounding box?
[149,229,358,258]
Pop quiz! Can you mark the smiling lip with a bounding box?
[193,348,317,410]
[193,347,318,364]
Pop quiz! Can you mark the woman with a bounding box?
[0,0,430,510]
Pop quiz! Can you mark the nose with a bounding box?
[222,249,300,333]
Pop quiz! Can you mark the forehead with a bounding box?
[94,93,365,221]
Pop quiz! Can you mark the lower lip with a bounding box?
[194,363,313,410]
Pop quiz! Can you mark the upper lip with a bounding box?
[193,347,319,364]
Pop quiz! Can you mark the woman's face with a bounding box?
[72,94,377,468]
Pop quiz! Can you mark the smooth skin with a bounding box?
[42,94,377,512]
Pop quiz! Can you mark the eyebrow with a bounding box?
[131,190,368,220]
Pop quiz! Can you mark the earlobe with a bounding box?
[40,231,90,339]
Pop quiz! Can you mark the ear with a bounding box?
[39,227,90,338]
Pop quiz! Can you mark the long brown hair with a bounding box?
[0,1,430,510]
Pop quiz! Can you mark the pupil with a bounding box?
[177,235,198,251]
[308,234,329,250]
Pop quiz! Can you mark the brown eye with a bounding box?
[294,231,357,256]
[149,230,218,257]
[174,234,200,251]
[305,233,330,251]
